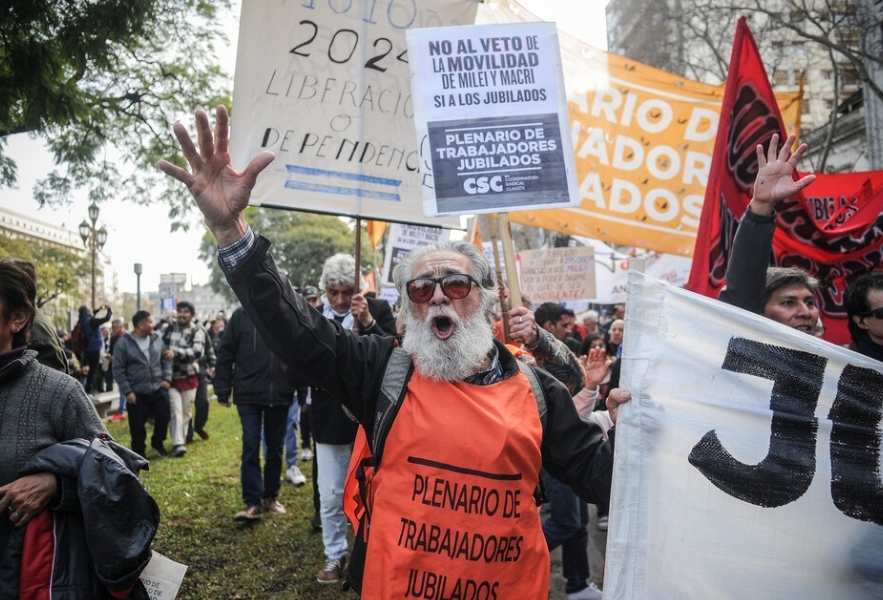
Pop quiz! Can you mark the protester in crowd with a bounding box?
[106,318,128,421]
[577,334,617,533]
[607,318,625,357]
[579,333,615,405]
[76,303,113,393]
[0,258,68,375]
[161,301,205,457]
[717,133,818,330]
[579,310,600,338]
[510,304,601,600]
[64,347,81,376]
[0,260,159,597]
[112,311,173,459]
[157,105,630,598]
[572,345,616,534]
[214,307,298,521]
[600,304,625,335]
[92,325,112,394]
[208,317,225,357]
[187,314,215,443]
[301,285,321,309]
[306,253,396,583]
[844,271,883,361]
[535,302,581,354]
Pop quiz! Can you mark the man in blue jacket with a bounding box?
[112,310,172,459]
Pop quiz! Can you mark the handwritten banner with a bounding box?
[606,271,883,599]
[230,0,477,227]
[520,246,596,302]
[407,22,579,216]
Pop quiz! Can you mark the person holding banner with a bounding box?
[718,133,819,331]
[158,105,630,600]
[845,272,883,361]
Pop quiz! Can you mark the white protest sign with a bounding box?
[381,222,450,285]
[406,22,579,216]
[519,246,596,303]
[139,551,187,599]
[231,0,476,227]
[606,271,883,599]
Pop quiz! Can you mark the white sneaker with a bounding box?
[286,465,307,486]
[567,583,603,600]
[300,448,313,462]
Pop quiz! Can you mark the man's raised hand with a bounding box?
[157,106,275,246]
[750,133,816,216]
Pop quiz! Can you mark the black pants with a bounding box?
[127,387,171,458]
[84,350,101,393]
[187,373,211,441]
[300,404,312,449]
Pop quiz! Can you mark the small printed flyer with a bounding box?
[406,22,579,217]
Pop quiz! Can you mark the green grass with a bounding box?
[106,404,352,599]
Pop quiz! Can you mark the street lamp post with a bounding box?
[134,263,143,311]
[79,202,108,308]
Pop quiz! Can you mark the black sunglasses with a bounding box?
[862,307,883,319]
[405,274,477,304]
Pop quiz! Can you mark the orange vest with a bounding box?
[360,369,548,599]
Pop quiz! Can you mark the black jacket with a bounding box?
[224,235,616,506]
[718,206,777,313]
[213,307,298,406]
[308,297,397,444]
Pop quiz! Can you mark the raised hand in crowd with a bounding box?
[750,133,816,216]
[580,346,613,390]
[156,106,274,246]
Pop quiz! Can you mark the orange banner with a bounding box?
[478,1,802,256]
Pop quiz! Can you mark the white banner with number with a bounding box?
[231,0,476,227]
[607,271,883,599]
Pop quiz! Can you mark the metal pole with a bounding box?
[134,263,143,311]
[90,239,97,308]
[354,217,362,290]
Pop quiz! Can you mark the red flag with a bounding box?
[686,17,883,345]
[686,17,785,298]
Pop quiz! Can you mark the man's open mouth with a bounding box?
[432,315,455,340]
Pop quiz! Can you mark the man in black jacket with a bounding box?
[214,307,297,521]
[309,252,396,583]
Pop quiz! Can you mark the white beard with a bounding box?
[401,304,494,382]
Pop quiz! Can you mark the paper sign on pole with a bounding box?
[606,271,883,599]
[230,0,477,228]
[406,22,579,216]
[381,223,450,286]
[520,247,596,303]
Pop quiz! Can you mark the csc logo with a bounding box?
[464,176,503,195]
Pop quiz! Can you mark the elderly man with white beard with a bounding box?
[159,106,631,600]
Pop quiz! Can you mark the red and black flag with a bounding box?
[687,16,883,345]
